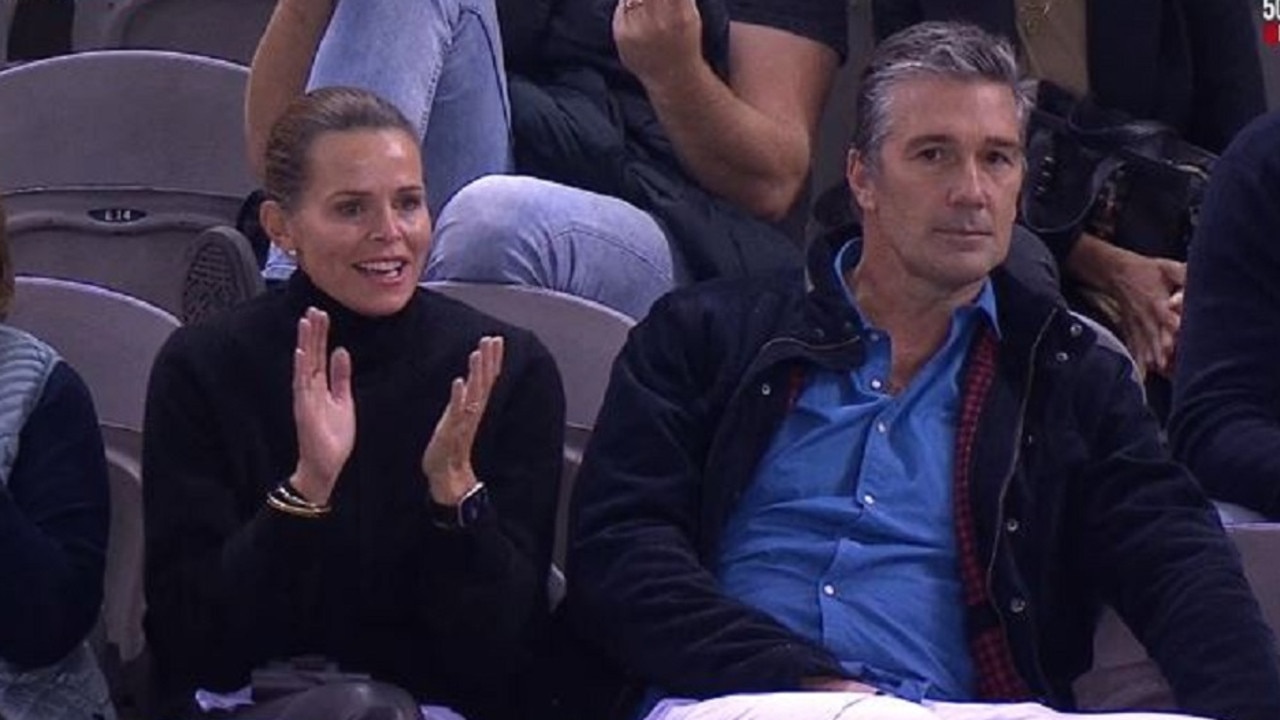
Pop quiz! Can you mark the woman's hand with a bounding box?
[291,307,354,505]
[422,336,505,505]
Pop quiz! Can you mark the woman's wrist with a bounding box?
[426,467,478,506]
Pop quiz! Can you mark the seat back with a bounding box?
[0,49,254,195]
[91,0,277,64]
[5,189,263,321]
[425,282,635,566]
[7,277,178,713]
[8,276,180,429]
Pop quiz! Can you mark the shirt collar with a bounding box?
[833,238,1001,337]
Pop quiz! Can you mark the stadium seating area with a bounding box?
[3,2,1280,718]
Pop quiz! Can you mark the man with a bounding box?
[873,0,1265,379]
[247,0,843,318]
[566,21,1280,720]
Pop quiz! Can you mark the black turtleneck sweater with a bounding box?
[142,274,564,720]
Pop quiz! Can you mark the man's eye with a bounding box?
[918,147,944,161]
[987,150,1015,166]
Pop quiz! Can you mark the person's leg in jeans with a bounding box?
[263,0,511,280]
[428,176,676,319]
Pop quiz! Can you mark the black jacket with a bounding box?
[143,274,564,720]
[873,0,1266,155]
[567,230,1280,720]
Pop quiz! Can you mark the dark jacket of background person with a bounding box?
[873,0,1265,155]
[1170,111,1280,518]
[0,326,112,719]
[507,0,848,282]
[567,229,1280,720]
[143,274,564,720]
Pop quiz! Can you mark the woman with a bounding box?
[143,87,565,720]
[0,201,115,718]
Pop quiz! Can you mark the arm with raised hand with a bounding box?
[613,0,838,221]
[246,0,337,179]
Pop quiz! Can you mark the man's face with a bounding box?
[848,76,1024,298]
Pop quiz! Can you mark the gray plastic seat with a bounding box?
[0,50,262,320]
[76,0,277,65]
[8,276,181,715]
[0,49,254,195]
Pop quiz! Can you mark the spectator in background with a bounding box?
[873,0,1265,379]
[246,0,846,319]
[1170,111,1280,519]
[0,199,115,719]
[566,22,1280,720]
[144,88,563,720]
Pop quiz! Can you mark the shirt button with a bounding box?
[1024,434,1035,446]
[1054,351,1070,363]
[822,584,837,597]
[875,421,888,434]
[760,383,772,396]
[1010,597,1028,614]
[870,379,884,391]
[863,493,876,506]
[1005,518,1020,534]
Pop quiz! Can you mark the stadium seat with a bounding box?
[424,281,635,570]
[8,276,181,717]
[76,0,276,65]
[0,50,262,320]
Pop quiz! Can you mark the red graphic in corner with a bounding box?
[1266,1,1280,44]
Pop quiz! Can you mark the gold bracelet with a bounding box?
[266,489,330,519]
[277,480,331,512]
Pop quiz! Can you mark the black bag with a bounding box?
[250,656,371,703]
[1020,81,1216,261]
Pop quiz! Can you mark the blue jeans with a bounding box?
[263,0,674,319]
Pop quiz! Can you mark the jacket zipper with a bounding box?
[984,307,1058,698]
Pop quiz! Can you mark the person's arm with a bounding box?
[614,0,839,221]
[568,292,845,698]
[1063,234,1184,376]
[1075,349,1280,720]
[0,362,108,669]
[414,331,563,697]
[1170,117,1280,517]
[245,0,337,180]
[143,327,331,698]
[1177,0,1265,153]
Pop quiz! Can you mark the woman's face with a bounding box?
[269,128,431,317]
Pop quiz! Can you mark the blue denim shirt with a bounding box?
[716,239,998,701]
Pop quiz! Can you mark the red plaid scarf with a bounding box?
[952,326,1034,700]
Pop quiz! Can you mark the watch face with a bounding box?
[459,484,488,526]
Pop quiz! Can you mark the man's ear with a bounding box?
[259,199,296,254]
[847,148,876,214]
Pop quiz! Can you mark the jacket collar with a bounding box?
[803,223,1070,357]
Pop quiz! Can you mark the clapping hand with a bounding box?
[290,307,354,505]
[422,337,505,505]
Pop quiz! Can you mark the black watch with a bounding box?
[429,482,489,529]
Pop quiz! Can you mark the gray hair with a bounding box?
[852,21,1030,168]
